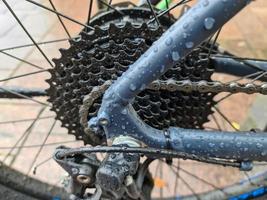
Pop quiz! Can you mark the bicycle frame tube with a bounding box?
[212,57,267,81]
[89,0,267,163]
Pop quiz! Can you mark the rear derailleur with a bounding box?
[54,145,151,200]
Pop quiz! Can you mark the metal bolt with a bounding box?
[71,168,79,175]
[77,174,91,184]
[125,175,134,186]
[240,161,253,171]
[99,118,109,126]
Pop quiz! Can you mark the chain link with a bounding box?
[147,79,267,94]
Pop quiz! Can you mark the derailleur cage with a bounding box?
[54,145,144,200]
[54,146,101,199]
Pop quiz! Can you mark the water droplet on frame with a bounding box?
[204,17,215,30]
[185,41,194,49]
[171,51,180,61]
[129,83,136,91]
[165,37,173,46]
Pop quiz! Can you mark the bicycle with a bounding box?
[1,0,267,199]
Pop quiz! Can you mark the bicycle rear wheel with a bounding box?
[1,0,267,199]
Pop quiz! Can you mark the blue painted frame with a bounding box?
[89,0,267,163]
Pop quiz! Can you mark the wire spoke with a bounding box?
[213,70,266,105]
[0,115,54,125]
[2,107,46,163]
[0,86,50,106]
[87,0,94,25]
[211,54,267,63]
[173,159,180,195]
[211,54,267,72]
[170,165,201,200]
[1,51,44,70]
[254,162,267,166]
[2,0,54,68]
[98,0,124,15]
[213,106,239,131]
[207,28,222,61]
[249,71,267,83]
[0,140,79,150]
[0,38,74,52]
[48,0,71,38]
[154,160,161,178]
[146,0,160,26]
[175,165,228,197]
[160,160,163,198]
[24,0,94,30]
[216,93,233,104]
[97,0,107,9]
[165,0,169,9]
[244,172,258,187]
[199,45,218,54]
[107,0,112,11]
[0,69,48,83]
[33,156,52,174]
[147,0,192,24]
[164,0,171,20]
[27,119,57,175]
[225,70,264,84]
[211,113,222,131]
[201,46,267,74]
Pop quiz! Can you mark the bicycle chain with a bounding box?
[147,79,267,94]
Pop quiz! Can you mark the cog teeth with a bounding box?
[52,58,61,66]
[94,25,103,35]
[58,48,68,56]
[46,7,215,145]
[69,39,77,46]
[70,35,82,45]
[108,23,121,36]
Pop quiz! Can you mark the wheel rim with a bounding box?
[0,1,267,199]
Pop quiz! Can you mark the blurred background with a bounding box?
[0,0,267,198]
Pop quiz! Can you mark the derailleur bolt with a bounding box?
[98,112,110,126]
[99,118,109,126]
[77,174,91,184]
[71,168,79,175]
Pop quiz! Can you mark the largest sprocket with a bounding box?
[46,4,216,145]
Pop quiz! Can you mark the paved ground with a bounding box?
[0,0,267,198]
